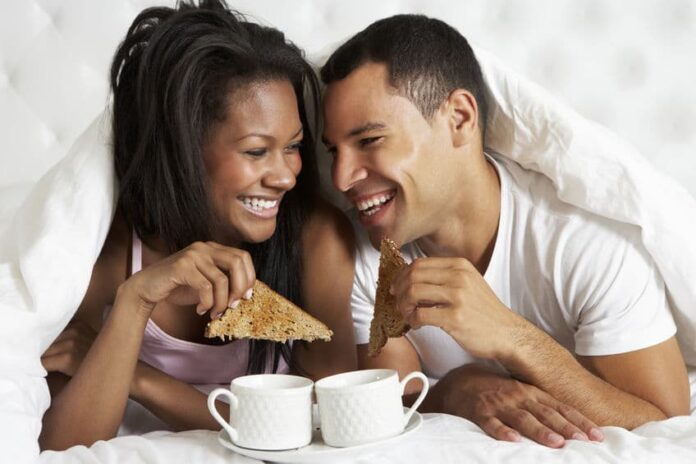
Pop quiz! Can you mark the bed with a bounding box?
[1,1,695,463]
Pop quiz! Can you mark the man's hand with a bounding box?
[390,257,527,359]
[439,364,604,448]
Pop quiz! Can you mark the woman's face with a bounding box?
[203,79,303,244]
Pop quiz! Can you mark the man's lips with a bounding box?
[352,189,397,214]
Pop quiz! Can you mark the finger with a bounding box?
[407,257,475,272]
[206,244,256,297]
[555,403,604,442]
[499,408,566,448]
[406,306,451,330]
[40,353,70,375]
[524,401,589,441]
[479,416,521,442]
[391,267,459,297]
[396,282,451,312]
[42,339,75,358]
[395,283,451,327]
[183,268,215,314]
[209,248,253,304]
[195,260,230,320]
[51,326,79,344]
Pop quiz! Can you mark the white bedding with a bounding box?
[1,43,695,464]
[37,369,696,464]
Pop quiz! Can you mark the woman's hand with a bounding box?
[41,320,97,377]
[121,241,256,320]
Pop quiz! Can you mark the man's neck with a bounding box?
[416,158,501,275]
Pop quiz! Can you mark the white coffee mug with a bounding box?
[208,374,314,450]
[315,369,429,447]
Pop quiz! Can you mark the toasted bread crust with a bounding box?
[204,280,333,343]
[368,238,409,357]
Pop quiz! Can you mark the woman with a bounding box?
[39,0,356,451]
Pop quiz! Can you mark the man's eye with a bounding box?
[325,146,337,158]
[245,149,267,157]
[359,136,383,148]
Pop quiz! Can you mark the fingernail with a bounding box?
[548,432,564,445]
[212,312,222,320]
[589,428,604,441]
[505,431,520,442]
[196,306,206,315]
[228,299,240,309]
[243,288,253,300]
[572,432,589,441]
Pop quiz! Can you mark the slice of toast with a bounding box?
[368,238,409,357]
[204,280,333,343]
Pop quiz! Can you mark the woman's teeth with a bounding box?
[357,193,394,216]
[241,197,278,212]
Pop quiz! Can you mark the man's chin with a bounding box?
[367,226,399,250]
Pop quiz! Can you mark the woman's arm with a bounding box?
[293,201,358,379]
[40,286,151,451]
[130,362,228,431]
[40,238,257,450]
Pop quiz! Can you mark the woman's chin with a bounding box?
[238,224,277,244]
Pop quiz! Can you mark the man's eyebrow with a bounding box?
[347,122,387,138]
[323,122,387,146]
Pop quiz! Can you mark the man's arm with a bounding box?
[360,336,602,447]
[392,257,690,429]
[504,329,690,427]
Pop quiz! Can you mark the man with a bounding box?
[320,15,690,448]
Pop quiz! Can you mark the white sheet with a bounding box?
[479,49,696,366]
[0,47,694,462]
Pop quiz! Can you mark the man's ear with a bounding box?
[445,89,479,148]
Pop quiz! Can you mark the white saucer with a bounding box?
[217,410,423,463]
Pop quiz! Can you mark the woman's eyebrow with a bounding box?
[235,126,303,142]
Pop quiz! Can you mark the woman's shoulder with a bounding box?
[301,199,355,258]
[74,210,131,328]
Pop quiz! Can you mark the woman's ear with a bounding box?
[446,89,479,148]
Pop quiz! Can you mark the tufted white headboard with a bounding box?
[1,0,695,217]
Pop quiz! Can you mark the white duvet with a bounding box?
[1,47,695,463]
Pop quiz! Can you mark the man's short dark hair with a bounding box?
[321,14,488,135]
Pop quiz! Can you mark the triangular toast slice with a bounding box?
[205,280,332,343]
[368,238,409,357]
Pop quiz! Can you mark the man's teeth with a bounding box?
[242,197,278,211]
[357,193,394,215]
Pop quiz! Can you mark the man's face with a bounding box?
[323,62,456,248]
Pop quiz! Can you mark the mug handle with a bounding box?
[207,388,240,442]
[399,371,430,427]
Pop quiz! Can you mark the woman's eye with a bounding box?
[245,149,267,157]
[359,136,383,148]
[285,142,303,153]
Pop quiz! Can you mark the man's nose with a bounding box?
[332,149,368,193]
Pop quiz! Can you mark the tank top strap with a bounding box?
[131,229,143,275]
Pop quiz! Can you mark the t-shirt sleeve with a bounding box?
[564,221,676,356]
[348,214,379,345]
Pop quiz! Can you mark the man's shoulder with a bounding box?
[495,155,637,244]
[494,155,648,277]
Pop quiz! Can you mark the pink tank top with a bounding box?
[127,232,288,385]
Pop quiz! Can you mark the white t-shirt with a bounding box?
[350,154,677,380]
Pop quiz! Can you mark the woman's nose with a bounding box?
[263,151,299,191]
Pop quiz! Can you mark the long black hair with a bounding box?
[110,0,321,374]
